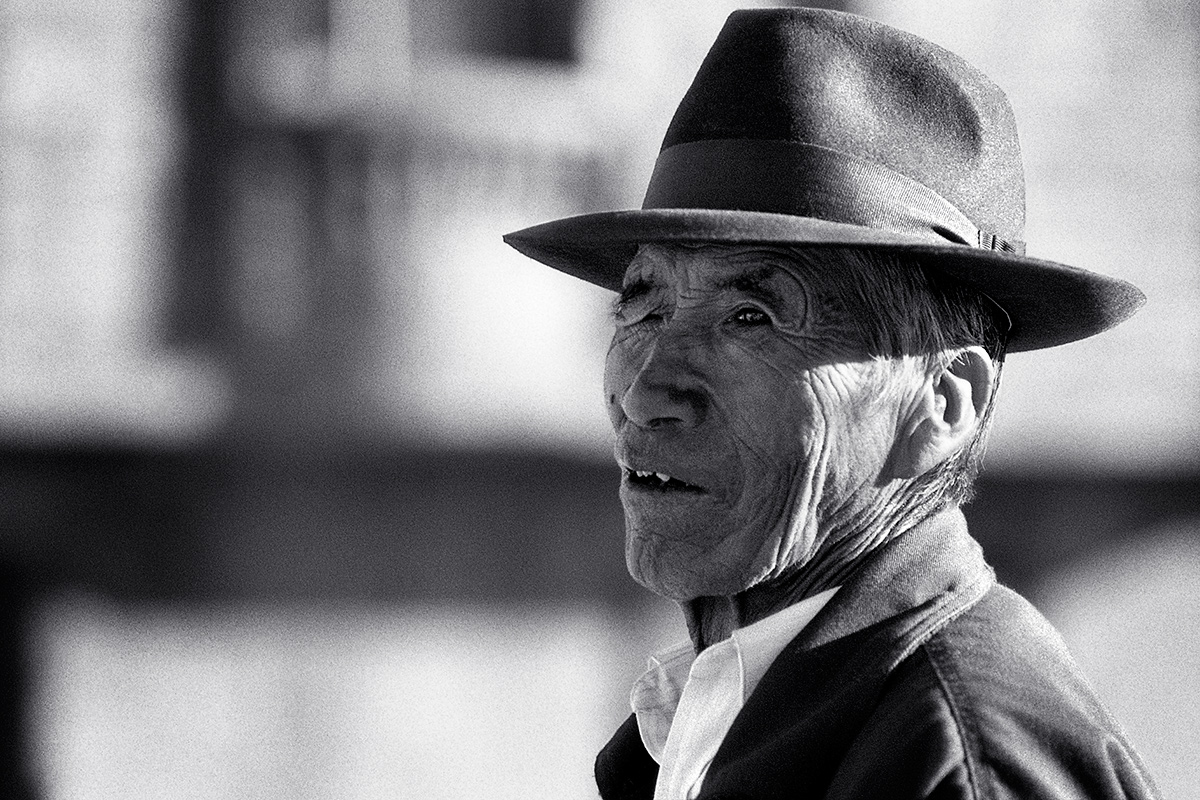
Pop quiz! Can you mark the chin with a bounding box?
[626,533,759,601]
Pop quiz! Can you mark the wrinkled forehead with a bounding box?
[621,243,813,296]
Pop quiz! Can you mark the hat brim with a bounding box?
[503,208,1145,353]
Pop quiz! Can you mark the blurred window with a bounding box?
[413,0,581,63]
[0,0,225,445]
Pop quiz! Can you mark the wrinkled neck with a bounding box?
[681,480,946,653]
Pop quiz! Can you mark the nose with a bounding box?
[617,342,707,430]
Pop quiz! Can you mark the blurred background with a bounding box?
[0,0,1196,797]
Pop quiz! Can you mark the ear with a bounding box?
[890,346,996,479]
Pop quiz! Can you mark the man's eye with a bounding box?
[727,308,771,326]
[622,311,663,327]
[614,310,665,331]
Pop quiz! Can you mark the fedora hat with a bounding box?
[503,7,1144,352]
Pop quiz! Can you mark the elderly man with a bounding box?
[506,8,1159,800]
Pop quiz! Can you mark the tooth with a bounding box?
[635,470,652,478]
[655,472,671,483]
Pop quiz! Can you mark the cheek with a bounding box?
[603,334,639,425]
[805,362,903,486]
[716,343,823,456]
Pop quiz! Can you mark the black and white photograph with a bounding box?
[0,1,1195,798]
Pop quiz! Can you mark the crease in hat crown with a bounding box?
[502,7,1145,352]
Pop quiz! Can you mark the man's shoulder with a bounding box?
[918,583,1127,749]
[835,584,1160,799]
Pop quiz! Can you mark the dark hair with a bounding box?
[789,246,1009,509]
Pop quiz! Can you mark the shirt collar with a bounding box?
[731,585,839,702]
[630,586,839,763]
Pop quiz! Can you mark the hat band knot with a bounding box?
[642,140,1025,255]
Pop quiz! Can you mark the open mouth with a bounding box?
[624,468,706,493]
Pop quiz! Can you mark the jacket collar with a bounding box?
[787,505,993,657]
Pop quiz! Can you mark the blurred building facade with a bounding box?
[0,0,1197,798]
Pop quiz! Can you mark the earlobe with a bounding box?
[891,347,996,479]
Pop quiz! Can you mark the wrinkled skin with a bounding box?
[605,244,933,630]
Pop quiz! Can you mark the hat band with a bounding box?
[642,140,1024,255]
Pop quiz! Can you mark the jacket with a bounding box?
[596,508,1161,799]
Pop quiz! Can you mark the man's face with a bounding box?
[604,244,919,601]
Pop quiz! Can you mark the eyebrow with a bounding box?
[715,266,790,309]
[613,264,796,313]
[614,278,658,310]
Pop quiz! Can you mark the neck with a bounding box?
[680,487,946,652]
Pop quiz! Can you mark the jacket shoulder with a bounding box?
[832,585,1160,800]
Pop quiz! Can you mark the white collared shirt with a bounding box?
[630,587,839,800]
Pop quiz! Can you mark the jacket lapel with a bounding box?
[596,712,659,800]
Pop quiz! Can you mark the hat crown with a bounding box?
[660,8,1025,242]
